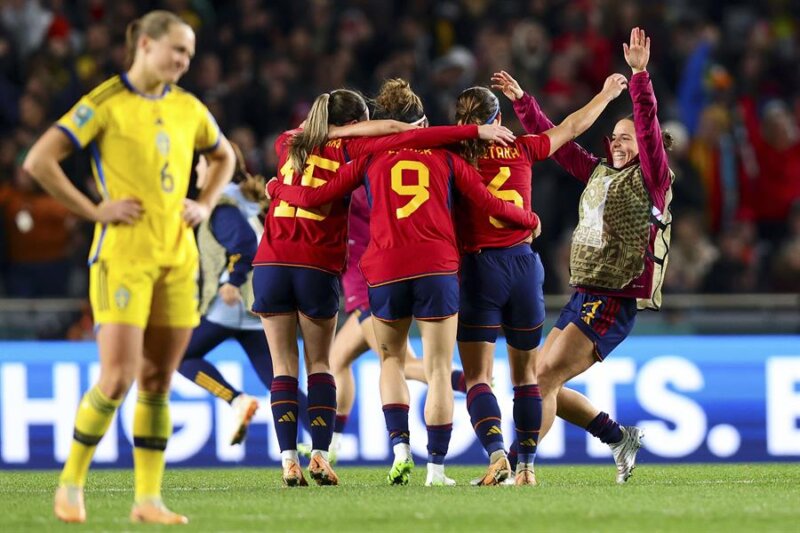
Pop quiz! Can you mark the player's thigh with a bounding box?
[140,325,193,392]
[331,312,370,372]
[370,316,413,360]
[260,314,300,376]
[536,322,596,395]
[457,340,494,387]
[149,257,201,329]
[94,322,145,398]
[297,312,337,371]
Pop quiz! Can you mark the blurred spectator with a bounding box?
[702,220,761,293]
[665,211,718,293]
[770,202,800,292]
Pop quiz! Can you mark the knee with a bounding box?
[137,365,174,394]
[535,360,562,396]
[462,365,491,389]
[97,373,134,400]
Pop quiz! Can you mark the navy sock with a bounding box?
[507,439,518,470]
[513,384,542,462]
[334,414,348,433]
[270,375,299,451]
[466,383,505,455]
[179,359,240,404]
[450,370,467,393]
[586,411,623,444]
[383,404,410,446]
[426,423,453,464]
[307,373,337,451]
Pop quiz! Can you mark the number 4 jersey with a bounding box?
[256,125,490,274]
[267,147,541,286]
[456,134,551,253]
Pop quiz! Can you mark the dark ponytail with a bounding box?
[455,87,499,165]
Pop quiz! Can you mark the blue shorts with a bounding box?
[368,274,459,321]
[457,245,545,350]
[553,291,637,361]
[354,306,372,323]
[252,265,340,319]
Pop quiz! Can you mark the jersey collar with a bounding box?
[120,72,171,100]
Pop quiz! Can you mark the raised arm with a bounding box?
[328,120,416,139]
[267,156,367,208]
[451,155,540,232]
[346,124,515,158]
[624,28,671,197]
[541,74,627,156]
[492,70,599,182]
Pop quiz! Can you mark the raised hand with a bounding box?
[490,70,524,101]
[602,73,629,99]
[95,198,143,225]
[478,123,516,146]
[623,27,650,74]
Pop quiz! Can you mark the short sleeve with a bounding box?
[518,134,551,162]
[55,96,105,149]
[195,105,222,153]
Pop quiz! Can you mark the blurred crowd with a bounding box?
[1,0,799,308]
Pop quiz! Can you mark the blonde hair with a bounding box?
[287,89,368,174]
[373,78,424,122]
[125,10,187,69]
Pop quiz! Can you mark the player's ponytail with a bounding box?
[288,89,368,175]
[125,10,188,69]
[456,87,500,166]
[374,79,425,124]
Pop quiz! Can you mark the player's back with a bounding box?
[458,135,550,252]
[359,147,461,285]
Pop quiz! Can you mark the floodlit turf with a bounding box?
[2,464,799,532]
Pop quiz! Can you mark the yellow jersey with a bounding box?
[56,74,221,266]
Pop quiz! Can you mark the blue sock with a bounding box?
[450,370,466,393]
[307,373,336,451]
[334,414,348,433]
[270,376,299,452]
[586,411,623,444]
[179,359,240,404]
[466,383,504,455]
[426,423,453,464]
[383,404,410,446]
[513,384,542,462]
[507,439,518,470]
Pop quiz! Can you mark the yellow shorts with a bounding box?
[89,257,200,329]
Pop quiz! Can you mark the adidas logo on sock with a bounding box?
[311,416,327,427]
[519,438,537,448]
[278,412,296,423]
[486,426,503,436]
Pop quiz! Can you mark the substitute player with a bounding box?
[454,77,627,486]
[253,88,516,487]
[23,10,235,524]
[267,78,540,487]
[498,28,673,484]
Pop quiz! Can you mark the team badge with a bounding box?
[72,105,94,128]
[156,131,170,156]
[115,285,131,310]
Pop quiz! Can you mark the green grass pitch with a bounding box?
[2,464,799,532]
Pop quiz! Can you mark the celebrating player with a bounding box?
[454,75,627,486]
[267,78,540,487]
[23,11,235,524]
[253,87,518,487]
[496,27,673,483]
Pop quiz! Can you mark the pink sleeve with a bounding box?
[513,93,598,183]
[451,155,540,230]
[345,125,479,158]
[629,71,672,209]
[268,157,366,207]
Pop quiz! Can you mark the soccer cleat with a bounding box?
[514,466,537,486]
[130,499,188,525]
[386,457,415,485]
[54,485,86,523]
[609,426,644,484]
[425,464,456,487]
[298,442,339,466]
[282,459,309,487]
[473,454,511,486]
[229,394,259,446]
[308,453,339,486]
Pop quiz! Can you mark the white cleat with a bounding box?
[609,426,644,484]
[424,463,456,487]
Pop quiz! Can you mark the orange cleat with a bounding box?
[515,467,537,486]
[230,394,260,446]
[282,460,309,487]
[130,499,189,525]
[474,454,511,486]
[54,485,86,523]
[308,453,339,486]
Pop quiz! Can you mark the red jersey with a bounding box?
[457,135,551,252]
[268,148,540,286]
[253,125,483,273]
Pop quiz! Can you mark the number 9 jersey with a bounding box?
[56,74,221,266]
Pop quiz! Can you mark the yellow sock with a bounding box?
[59,386,122,487]
[133,390,171,503]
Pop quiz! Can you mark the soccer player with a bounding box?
[454,76,627,486]
[178,145,311,446]
[23,11,235,524]
[496,28,673,483]
[253,88,517,487]
[266,78,541,487]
